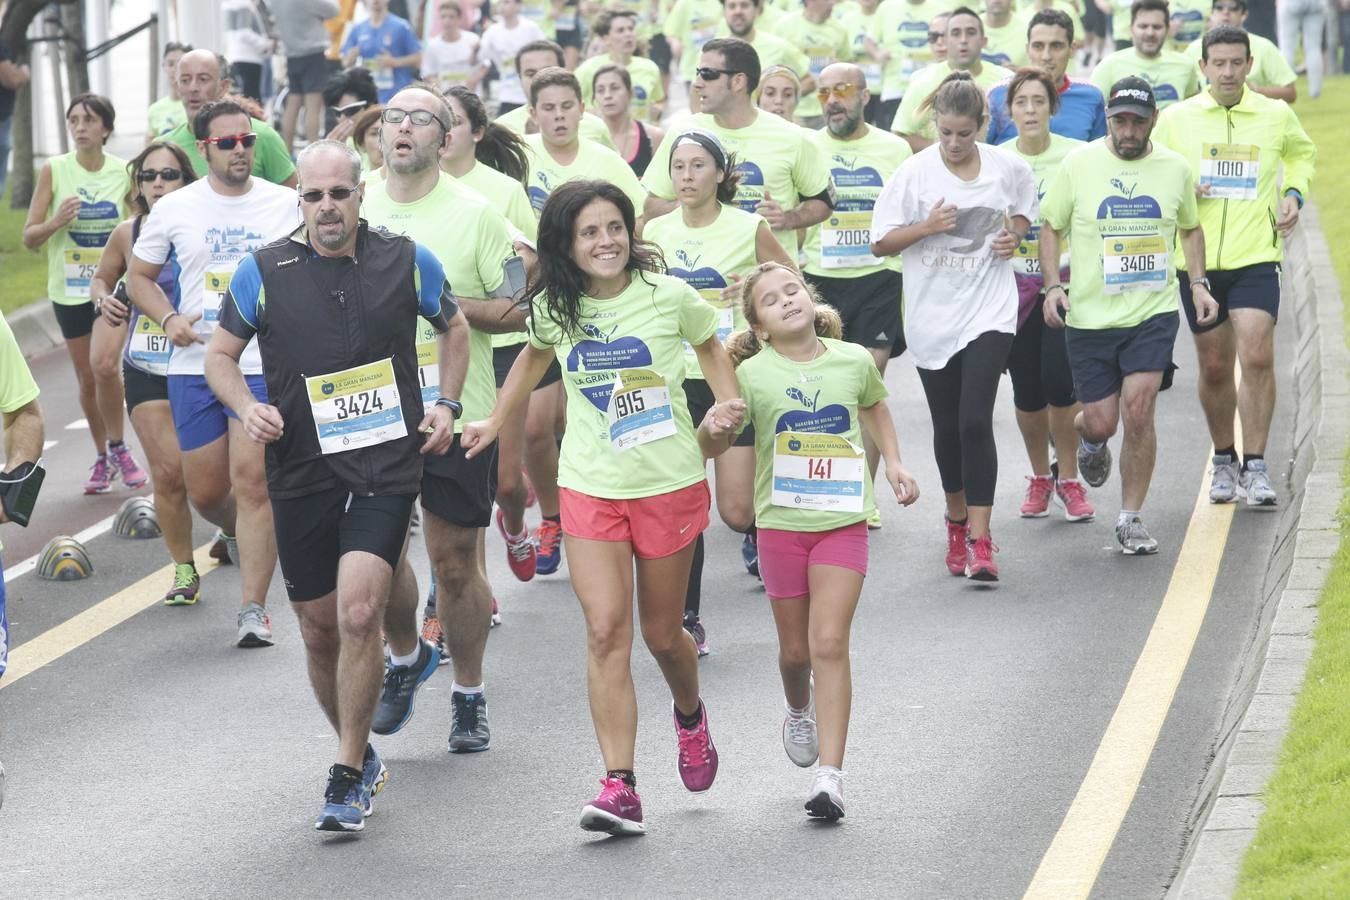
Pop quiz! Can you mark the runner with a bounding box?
[341,0,423,104]
[998,68,1095,522]
[701,261,919,820]
[22,93,144,496]
[755,65,803,122]
[205,140,465,832]
[493,41,618,149]
[1090,0,1201,109]
[775,0,851,129]
[872,0,945,132]
[871,72,1037,582]
[88,141,207,604]
[1154,25,1315,506]
[362,85,528,749]
[803,63,912,521]
[1038,77,1218,553]
[983,0,1031,67]
[462,179,744,836]
[837,0,888,124]
[666,0,724,90]
[644,128,795,653]
[475,0,547,116]
[146,42,192,143]
[575,9,666,123]
[986,9,1108,143]
[592,65,666,176]
[128,98,301,646]
[1182,0,1298,102]
[420,0,480,93]
[717,0,814,106]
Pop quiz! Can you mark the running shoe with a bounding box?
[867,508,882,530]
[966,535,999,582]
[209,529,235,565]
[782,687,818,768]
[535,518,563,575]
[1209,455,1239,504]
[491,596,502,627]
[579,776,645,835]
[1116,515,1159,555]
[1020,475,1054,517]
[163,563,201,606]
[496,508,537,581]
[741,531,760,577]
[1240,460,1278,507]
[673,702,719,792]
[315,765,364,832]
[361,744,388,817]
[448,691,491,753]
[1077,440,1113,488]
[1054,478,1095,522]
[107,442,148,488]
[684,616,709,657]
[421,610,450,665]
[372,640,440,735]
[805,768,845,821]
[83,454,115,494]
[945,516,970,576]
[236,603,273,647]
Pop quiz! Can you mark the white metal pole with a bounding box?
[86,0,112,97]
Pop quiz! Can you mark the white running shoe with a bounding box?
[1240,459,1278,507]
[805,767,845,820]
[782,686,819,768]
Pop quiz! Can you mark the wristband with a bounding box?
[434,397,463,417]
[1044,284,1067,297]
[158,311,179,329]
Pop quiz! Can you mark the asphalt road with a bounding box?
[0,306,1294,899]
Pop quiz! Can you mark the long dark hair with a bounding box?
[525,180,666,339]
[125,140,198,215]
[445,85,529,184]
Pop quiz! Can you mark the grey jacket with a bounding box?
[270,0,340,58]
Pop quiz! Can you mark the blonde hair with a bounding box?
[726,263,843,366]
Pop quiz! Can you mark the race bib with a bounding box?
[1102,234,1169,294]
[684,289,736,362]
[861,61,882,91]
[1013,232,1041,276]
[607,368,676,451]
[771,431,865,512]
[415,321,438,409]
[1199,143,1260,201]
[437,70,470,91]
[204,271,231,325]
[820,210,877,269]
[127,315,171,376]
[306,358,407,454]
[64,248,101,295]
[363,57,394,92]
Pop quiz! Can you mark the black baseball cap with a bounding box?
[1106,77,1157,118]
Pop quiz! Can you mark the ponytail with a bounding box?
[729,263,843,366]
[918,70,988,123]
[445,85,530,185]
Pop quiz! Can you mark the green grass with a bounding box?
[0,184,51,315]
[1235,75,1350,898]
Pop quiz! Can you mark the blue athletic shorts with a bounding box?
[167,373,268,452]
[1065,311,1180,404]
[1179,262,1281,334]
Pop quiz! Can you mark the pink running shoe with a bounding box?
[673,702,719,792]
[579,776,645,835]
[966,534,1000,582]
[1019,475,1054,518]
[1054,478,1096,522]
[108,442,148,488]
[495,508,537,582]
[945,516,970,576]
[83,454,116,494]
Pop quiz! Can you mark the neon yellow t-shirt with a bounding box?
[1183,32,1297,89]
[893,62,1015,139]
[839,4,886,93]
[803,125,911,278]
[147,96,186,138]
[523,135,648,217]
[737,338,888,532]
[1168,0,1209,50]
[495,104,618,151]
[644,204,764,378]
[666,0,724,81]
[575,53,667,121]
[774,13,853,118]
[527,271,719,499]
[984,17,1030,69]
[1039,140,1200,329]
[1090,48,1201,109]
[1005,133,1084,277]
[362,174,516,430]
[875,0,940,100]
[451,161,538,350]
[45,152,130,304]
[644,111,834,257]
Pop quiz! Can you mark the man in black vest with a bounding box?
[205,139,470,833]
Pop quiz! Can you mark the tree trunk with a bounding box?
[60,0,88,99]
[1,0,80,207]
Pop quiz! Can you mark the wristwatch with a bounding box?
[1190,277,1212,292]
[434,397,463,417]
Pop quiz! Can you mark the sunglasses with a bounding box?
[927,31,943,42]
[816,82,861,102]
[136,167,183,183]
[299,186,360,204]
[695,67,739,81]
[331,101,370,118]
[381,107,448,129]
[202,132,257,150]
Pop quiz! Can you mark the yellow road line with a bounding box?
[1023,470,1237,898]
[2,543,223,689]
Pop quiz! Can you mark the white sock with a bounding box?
[452,682,484,695]
[1117,509,1139,527]
[390,646,421,668]
[816,764,843,778]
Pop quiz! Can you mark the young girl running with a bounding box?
[700,262,919,820]
[463,179,745,836]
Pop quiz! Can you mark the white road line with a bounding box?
[64,419,89,430]
[42,440,58,450]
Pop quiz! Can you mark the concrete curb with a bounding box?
[8,299,63,361]
[1169,204,1347,898]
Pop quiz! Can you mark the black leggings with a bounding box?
[1007,309,1075,412]
[916,330,1014,506]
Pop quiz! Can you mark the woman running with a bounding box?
[756,65,802,123]
[462,179,744,836]
[700,261,918,820]
[1001,68,1094,524]
[23,93,145,494]
[88,142,204,604]
[644,128,794,654]
[592,65,665,177]
[871,72,1037,583]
